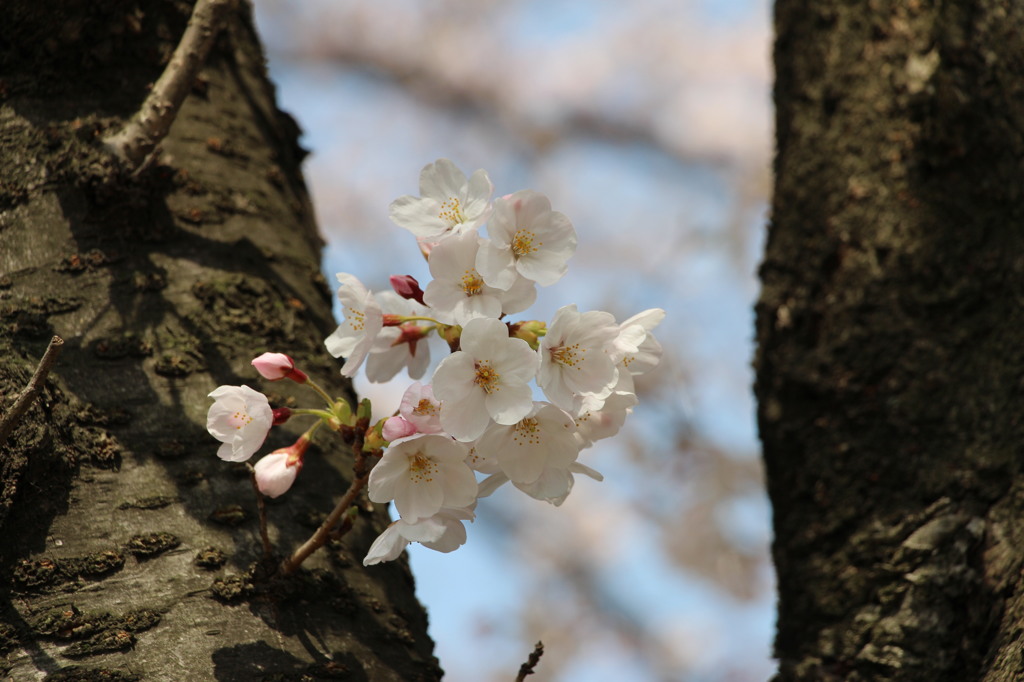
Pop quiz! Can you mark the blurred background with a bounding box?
[252,1,774,680]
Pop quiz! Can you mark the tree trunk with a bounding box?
[0,2,440,679]
[759,1,1024,680]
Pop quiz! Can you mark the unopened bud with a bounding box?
[438,323,462,352]
[382,415,417,442]
[389,274,426,305]
[509,320,546,349]
[253,435,310,498]
[252,352,308,383]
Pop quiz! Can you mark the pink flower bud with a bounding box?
[253,435,310,498]
[252,352,308,383]
[389,274,426,305]
[382,416,417,442]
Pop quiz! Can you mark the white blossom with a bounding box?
[422,231,536,325]
[615,308,665,379]
[475,402,579,484]
[433,317,539,441]
[573,379,639,448]
[206,385,273,462]
[388,159,494,240]
[476,190,577,289]
[537,304,620,411]
[325,273,383,377]
[399,382,444,435]
[368,434,477,522]
[364,291,431,383]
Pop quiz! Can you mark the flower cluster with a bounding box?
[205,159,663,571]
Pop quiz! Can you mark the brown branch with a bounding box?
[102,0,235,168]
[247,463,274,561]
[515,641,544,681]
[0,336,64,447]
[279,424,373,575]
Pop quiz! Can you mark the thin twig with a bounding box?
[515,641,544,681]
[247,463,274,561]
[0,336,64,447]
[279,424,373,575]
[102,0,235,168]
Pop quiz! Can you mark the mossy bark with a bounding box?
[759,1,1024,680]
[0,2,440,680]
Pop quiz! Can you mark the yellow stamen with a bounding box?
[408,453,438,484]
[438,197,465,225]
[460,269,485,296]
[511,229,542,257]
[346,306,366,331]
[413,398,439,417]
[232,411,253,430]
[473,361,501,394]
[550,343,584,370]
[512,417,541,446]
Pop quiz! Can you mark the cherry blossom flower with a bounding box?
[573,381,639,448]
[433,317,539,441]
[368,434,477,522]
[423,231,536,325]
[476,190,577,289]
[364,291,432,383]
[475,402,579,484]
[207,385,273,462]
[325,273,383,377]
[537,304,621,411]
[363,507,475,566]
[388,159,494,240]
[251,352,308,383]
[615,308,666,382]
[253,435,310,498]
[399,382,444,435]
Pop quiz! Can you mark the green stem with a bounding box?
[303,377,336,408]
[291,408,335,420]
[396,315,441,324]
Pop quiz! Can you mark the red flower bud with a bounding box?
[389,274,426,306]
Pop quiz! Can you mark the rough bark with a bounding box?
[759,1,1024,680]
[0,2,441,680]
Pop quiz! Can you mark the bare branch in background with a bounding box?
[103,0,235,168]
[514,641,544,682]
[0,336,64,447]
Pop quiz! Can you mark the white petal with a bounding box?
[420,158,467,199]
[475,239,518,290]
[421,519,468,553]
[432,352,477,403]
[440,392,494,442]
[388,195,450,238]
[396,516,448,544]
[394,476,444,522]
[497,275,537,315]
[363,524,409,566]
[485,382,535,425]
